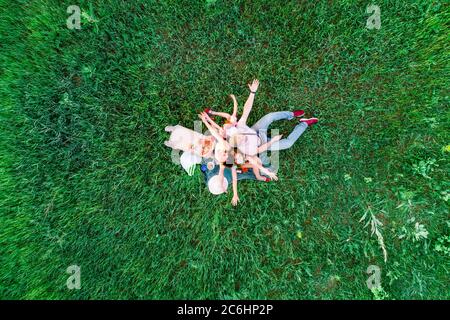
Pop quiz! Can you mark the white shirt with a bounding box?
[225,125,238,138]
[235,125,260,156]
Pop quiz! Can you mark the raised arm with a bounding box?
[231,166,239,206]
[257,165,278,181]
[203,112,224,134]
[199,112,229,147]
[218,164,226,193]
[237,79,259,126]
[257,134,283,153]
[230,94,238,122]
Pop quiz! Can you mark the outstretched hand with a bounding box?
[266,171,278,181]
[231,194,240,206]
[270,134,283,143]
[248,79,259,92]
[198,111,210,122]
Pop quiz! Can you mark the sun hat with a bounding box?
[207,174,228,195]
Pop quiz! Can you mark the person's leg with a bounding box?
[269,122,308,151]
[237,101,253,127]
[250,164,269,181]
[251,111,294,132]
[209,111,231,122]
[237,86,257,126]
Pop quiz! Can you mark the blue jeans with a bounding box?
[202,111,307,184]
[251,111,308,149]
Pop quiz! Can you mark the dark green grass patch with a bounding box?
[0,0,448,299]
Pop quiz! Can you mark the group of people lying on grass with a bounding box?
[164,79,318,206]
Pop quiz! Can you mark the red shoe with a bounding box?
[293,110,305,117]
[265,177,271,182]
[300,118,318,126]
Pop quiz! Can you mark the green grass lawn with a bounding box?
[0,0,448,299]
